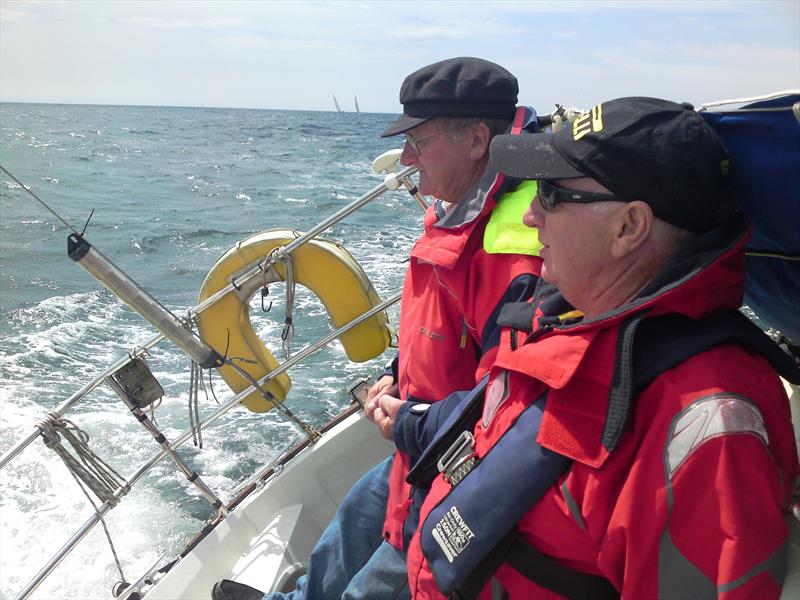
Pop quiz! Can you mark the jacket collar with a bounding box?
[410,107,534,269]
[432,165,502,230]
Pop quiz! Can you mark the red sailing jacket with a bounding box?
[406,215,800,598]
[382,108,543,550]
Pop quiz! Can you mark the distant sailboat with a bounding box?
[333,94,343,113]
[354,96,360,113]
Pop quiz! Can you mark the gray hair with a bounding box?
[434,116,513,141]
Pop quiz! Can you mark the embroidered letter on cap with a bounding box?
[573,103,604,141]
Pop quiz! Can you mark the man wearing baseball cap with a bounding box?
[213,58,544,600]
[389,97,799,598]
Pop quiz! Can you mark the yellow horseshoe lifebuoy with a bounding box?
[197,229,391,412]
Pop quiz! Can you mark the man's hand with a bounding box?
[365,393,406,441]
[365,374,397,426]
[366,375,398,406]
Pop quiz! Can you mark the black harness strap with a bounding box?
[451,530,515,600]
[504,534,619,600]
[452,529,618,600]
[602,314,646,451]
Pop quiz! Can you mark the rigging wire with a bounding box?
[0,163,82,235]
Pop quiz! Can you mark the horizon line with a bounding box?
[0,99,396,115]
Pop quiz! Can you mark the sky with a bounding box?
[1,0,798,113]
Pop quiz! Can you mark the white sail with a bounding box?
[333,94,342,113]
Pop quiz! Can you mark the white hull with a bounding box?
[146,409,392,599]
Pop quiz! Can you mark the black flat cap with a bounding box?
[381,57,518,137]
[490,97,731,232]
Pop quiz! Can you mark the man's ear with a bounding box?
[610,201,653,258]
[469,122,492,160]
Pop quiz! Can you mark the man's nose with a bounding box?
[400,142,418,166]
[523,193,543,228]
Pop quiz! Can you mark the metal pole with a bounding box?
[69,235,221,368]
[280,166,418,255]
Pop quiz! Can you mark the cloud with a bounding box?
[490,0,770,15]
[595,39,799,72]
[211,34,333,54]
[119,16,248,29]
[394,25,473,41]
[553,30,578,39]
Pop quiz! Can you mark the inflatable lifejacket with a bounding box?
[197,228,391,412]
[408,308,800,599]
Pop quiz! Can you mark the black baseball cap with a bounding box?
[381,57,518,138]
[490,97,731,232]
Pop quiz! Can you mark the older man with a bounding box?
[389,97,799,599]
[213,58,542,600]
[367,56,542,559]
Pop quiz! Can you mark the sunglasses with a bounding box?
[404,131,440,155]
[537,180,621,211]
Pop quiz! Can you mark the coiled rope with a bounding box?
[36,412,130,584]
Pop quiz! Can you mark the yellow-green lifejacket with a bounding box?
[483,180,542,256]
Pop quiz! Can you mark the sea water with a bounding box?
[0,103,421,599]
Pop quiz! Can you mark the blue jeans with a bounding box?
[264,455,410,600]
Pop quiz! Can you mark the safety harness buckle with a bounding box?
[437,430,477,486]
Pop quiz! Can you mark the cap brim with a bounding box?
[381,114,432,137]
[490,133,584,180]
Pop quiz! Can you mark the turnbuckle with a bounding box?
[437,430,477,486]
